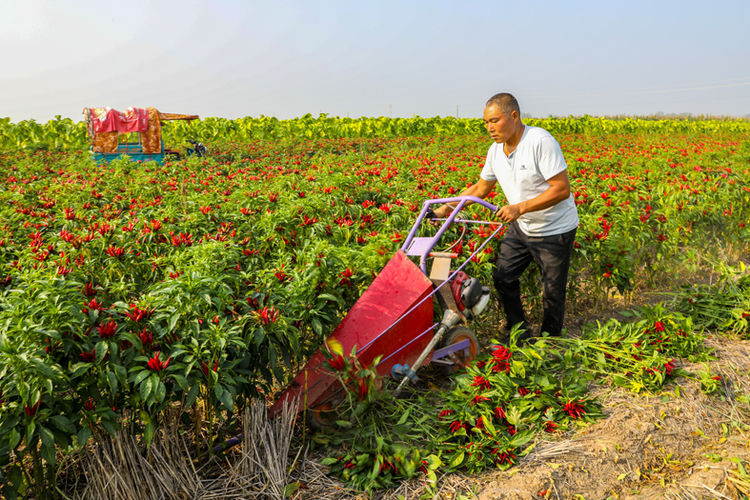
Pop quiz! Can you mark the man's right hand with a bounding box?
[428,204,450,226]
[432,205,448,218]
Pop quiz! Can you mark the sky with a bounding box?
[1,0,749,123]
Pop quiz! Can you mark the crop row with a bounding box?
[2,114,750,151]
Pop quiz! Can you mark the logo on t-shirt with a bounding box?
[519,164,527,170]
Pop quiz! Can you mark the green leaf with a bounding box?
[375,435,385,452]
[317,293,344,306]
[69,362,91,378]
[131,369,150,386]
[140,375,153,402]
[254,327,265,347]
[168,312,180,332]
[219,387,234,411]
[311,318,323,336]
[107,371,118,395]
[113,363,127,381]
[25,421,36,444]
[95,340,108,363]
[508,430,533,448]
[6,465,23,497]
[144,422,154,446]
[505,406,521,427]
[51,415,75,434]
[171,374,189,391]
[154,380,166,402]
[449,451,465,468]
[39,426,54,448]
[520,441,536,456]
[77,426,92,446]
[397,408,411,426]
[283,481,301,498]
[482,414,496,435]
[185,383,201,409]
[41,441,55,465]
[8,428,21,449]
[29,358,55,378]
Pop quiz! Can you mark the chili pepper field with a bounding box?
[1,116,749,498]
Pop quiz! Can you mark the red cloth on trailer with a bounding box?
[88,107,149,133]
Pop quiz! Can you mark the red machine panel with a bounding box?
[271,250,434,415]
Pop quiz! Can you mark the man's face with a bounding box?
[483,104,517,144]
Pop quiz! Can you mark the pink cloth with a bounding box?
[88,107,149,133]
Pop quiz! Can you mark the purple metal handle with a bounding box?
[401,196,499,273]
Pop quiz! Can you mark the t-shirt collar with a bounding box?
[503,125,528,159]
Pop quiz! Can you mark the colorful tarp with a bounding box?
[91,131,119,153]
[142,107,162,154]
[87,107,149,134]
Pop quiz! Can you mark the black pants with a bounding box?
[492,222,577,336]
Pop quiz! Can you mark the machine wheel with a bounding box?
[441,326,479,373]
[305,401,338,430]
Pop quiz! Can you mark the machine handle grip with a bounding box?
[425,195,498,215]
[401,196,498,253]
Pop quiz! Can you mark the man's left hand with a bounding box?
[495,204,521,223]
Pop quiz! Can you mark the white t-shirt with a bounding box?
[480,125,579,237]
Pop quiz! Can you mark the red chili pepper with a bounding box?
[472,394,490,405]
[494,406,506,421]
[24,399,42,417]
[357,378,368,400]
[438,409,454,420]
[470,375,491,390]
[147,351,170,372]
[563,399,586,419]
[664,359,676,376]
[96,320,118,338]
[328,355,345,371]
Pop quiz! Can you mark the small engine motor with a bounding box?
[450,271,491,320]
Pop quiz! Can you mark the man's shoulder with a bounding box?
[523,125,555,142]
[522,126,562,155]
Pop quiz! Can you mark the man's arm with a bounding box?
[432,178,496,218]
[495,170,571,223]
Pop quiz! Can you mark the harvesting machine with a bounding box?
[271,196,503,423]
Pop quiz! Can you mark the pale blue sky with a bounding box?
[2,0,749,122]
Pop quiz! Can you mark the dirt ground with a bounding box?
[473,338,750,499]
[366,335,750,500]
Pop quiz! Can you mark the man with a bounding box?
[432,93,578,338]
